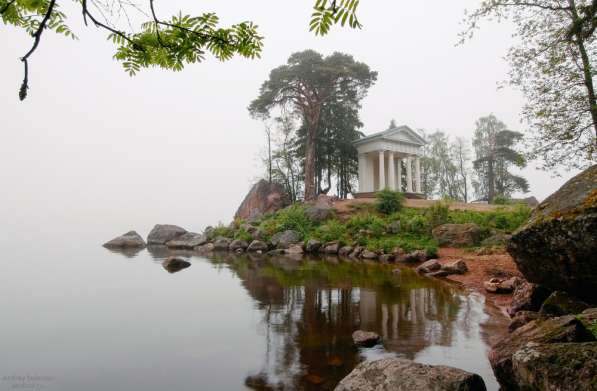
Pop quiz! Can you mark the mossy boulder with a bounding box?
[511,342,597,391]
[507,164,597,304]
[489,315,595,390]
[432,223,482,247]
[540,291,590,317]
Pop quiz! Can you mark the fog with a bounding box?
[0,0,578,235]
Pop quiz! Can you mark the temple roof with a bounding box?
[353,125,427,147]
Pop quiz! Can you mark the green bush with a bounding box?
[492,195,511,205]
[208,224,234,239]
[426,201,450,229]
[376,189,405,215]
[315,220,349,244]
[425,244,439,259]
[234,228,253,243]
[346,214,386,237]
[403,214,429,235]
[273,204,314,237]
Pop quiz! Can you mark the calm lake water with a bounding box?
[0,229,507,391]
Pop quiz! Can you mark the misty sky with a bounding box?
[0,0,580,234]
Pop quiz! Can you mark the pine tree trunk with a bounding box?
[304,123,318,201]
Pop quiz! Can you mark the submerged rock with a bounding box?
[147,224,187,245]
[489,315,595,390]
[162,256,191,273]
[351,330,381,347]
[166,232,207,249]
[432,223,482,247]
[103,230,146,249]
[539,291,590,317]
[234,179,289,220]
[334,358,487,391]
[507,165,597,304]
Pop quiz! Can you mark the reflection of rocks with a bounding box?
[103,230,146,249]
[162,256,191,273]
[104,246,144,258]
[352,330,380,347]
[335,358,487,391]
[147,224,187,245]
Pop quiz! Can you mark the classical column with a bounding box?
[415,157,422,193]
[388,152,395,190]
[406,156,413,193]
[397,158,402,192]
[358,154,366,193]
[378,150,385,190]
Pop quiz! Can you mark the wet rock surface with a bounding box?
[335,358,487,391]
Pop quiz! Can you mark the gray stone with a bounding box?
[270,230,301,249]
[247,240,268,252]
[103,230,146,249]
[507,165,597,304]
[378,254,394,263]
[400,250,427,263]
[484,277,523,294]
[166,232,208,249]
[416,259,441,274]
[351,330,381,347]
[213,237,232,251]
[361,250,377,259]
[229,239,249,251]
[147,224,187,245]
[441,259,468,275]
[323,241,339,254]
[338,246,353,257]
[349,246,364,259]
[481,232,512,247]
[335,358,487,391]
[285,244,304,254]
[196,242,215,253]
[432,223,482,247]
[305,239,322,253]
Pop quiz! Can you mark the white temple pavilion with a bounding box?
[353,125,426,198]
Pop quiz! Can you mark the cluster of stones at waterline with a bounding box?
[103,165,597,391]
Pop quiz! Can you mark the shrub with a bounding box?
[492,195,511,205]
[315,220,348,244]
[376,189,405,215]
[425,244,439,259]
[234,228,253,243]
[426,201,450,229]
[346,214,386,237]
[208,224,234,239]
[272,204,314,237]
[403,214,429,235]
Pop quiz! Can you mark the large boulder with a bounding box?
[507,165,597,304]
[147,224,187,245]
[510,342,597,391]
[432,223,482,247]
[539,290,590,317]
[166,232,208,249]
[304,195,335,223]
[103,231,146,249]
[270,230,301,249]
[213,237,232,251]
[234,179,289,220]
[489,315,595,390]
[247,240,268,252]
[334,358,487,391]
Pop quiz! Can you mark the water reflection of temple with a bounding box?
[202,254,472,391]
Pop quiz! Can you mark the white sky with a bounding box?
[0,0,580,230]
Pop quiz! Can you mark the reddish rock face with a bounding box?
[235,180,289,220]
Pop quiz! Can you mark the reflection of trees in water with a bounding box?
[206,254,471,390]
